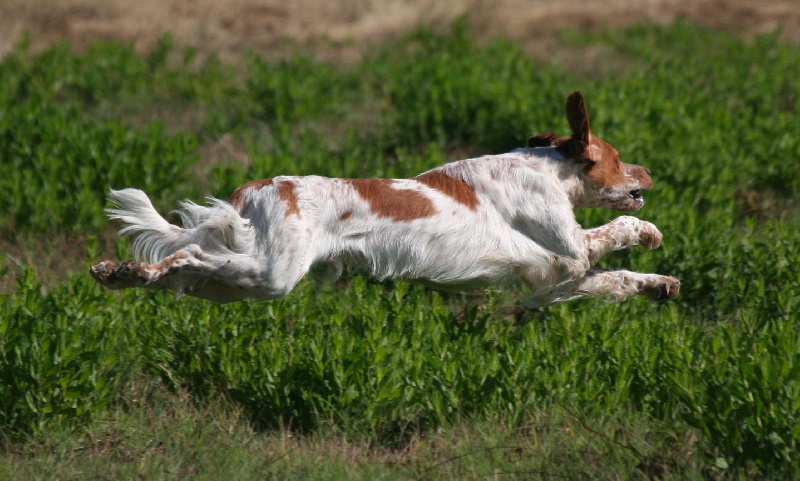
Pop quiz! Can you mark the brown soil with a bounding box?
[1,0,798,63]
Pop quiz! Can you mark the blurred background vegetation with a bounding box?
[1,2,800,479]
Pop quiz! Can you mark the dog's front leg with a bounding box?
[585,216,663,265]
[521,268,680,308]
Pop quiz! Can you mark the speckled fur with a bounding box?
[91,92,679,308]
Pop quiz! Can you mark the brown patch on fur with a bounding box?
[227,178,273,210]
[566,91,591,144]
[624,162,653,187]
[552,135,582,157]
[552,91,593,159]
[278,180,301,218]
[527,132,556,148]
[414,170,479,210]
[583,140,652,190]
[346,179,436,221]
[339,209,354,221]
[554,92,652,191]
[583,140,626,187]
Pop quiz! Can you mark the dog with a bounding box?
[90,91,680,308]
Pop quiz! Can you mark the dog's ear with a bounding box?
[566,91,592,145]
[527,132,556,148]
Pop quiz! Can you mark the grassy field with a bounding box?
[1,19,799,479]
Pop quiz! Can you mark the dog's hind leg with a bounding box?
[90,243,313,302]
[92,188,319,302]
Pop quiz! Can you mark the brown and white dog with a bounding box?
[90,91,680,308]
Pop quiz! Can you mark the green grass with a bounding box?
[1,19,800,478]
[0,382,709,480]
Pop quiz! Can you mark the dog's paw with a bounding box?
[90,260,149,290]
[638,221,663,250]
[641,275,681,301]
[89,260,117,287]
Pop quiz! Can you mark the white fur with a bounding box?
[90,92,680,307]
[107,189,254,264]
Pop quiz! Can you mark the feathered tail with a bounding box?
[107,189,254,264]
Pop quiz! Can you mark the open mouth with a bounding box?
[628,190,643,201]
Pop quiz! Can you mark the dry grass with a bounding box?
[2,0,798,63]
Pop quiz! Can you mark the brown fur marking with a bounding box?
[278,180,301,218]
[346,179,437,221]
[554,92,652,190]
[583,140,625,187]
[414,170,479,210]
[583,138,651,190]
[566,91,591,144]
[552,135,582,158]
[339,210,354,221]
[527,132,556,148]
[227,178,273,210]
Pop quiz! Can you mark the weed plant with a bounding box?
[1,20,799,478]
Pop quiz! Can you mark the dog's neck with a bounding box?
[472,147,592,209]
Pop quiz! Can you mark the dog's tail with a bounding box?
[107,189,254,264]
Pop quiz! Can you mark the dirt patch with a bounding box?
[0,230,120,295]
[1,0,798,62]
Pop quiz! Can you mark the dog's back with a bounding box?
[91,92,680,307]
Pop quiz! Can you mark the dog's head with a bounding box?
[528,92,652,212]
